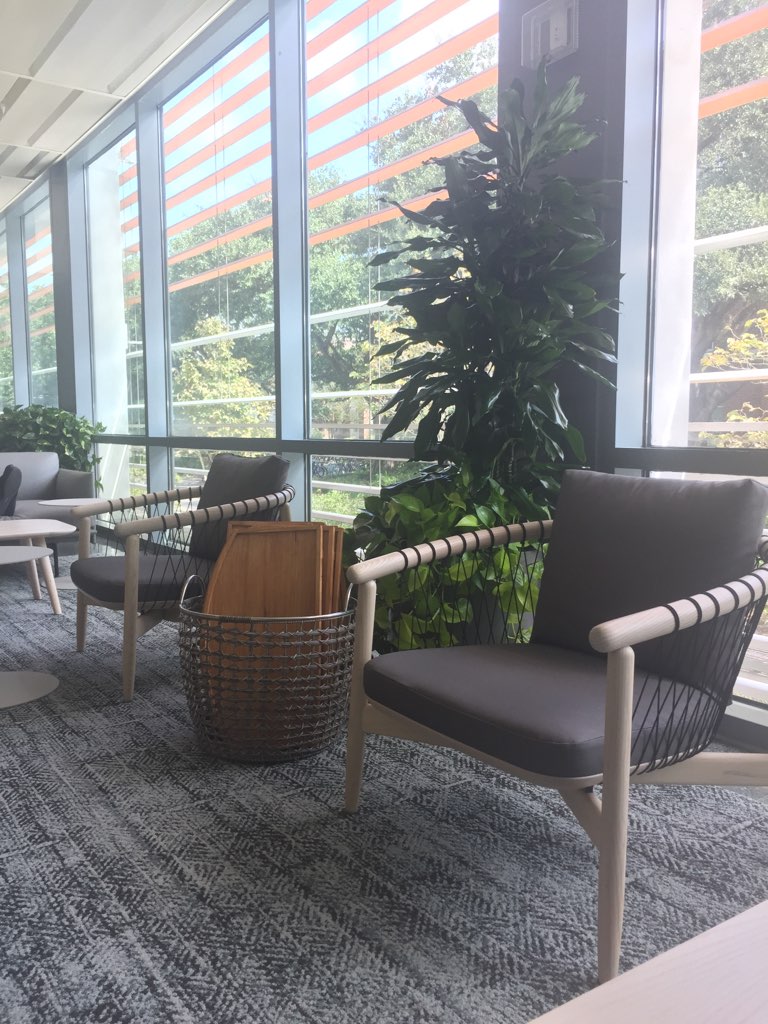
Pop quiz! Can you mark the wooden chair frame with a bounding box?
[345,520,768,983]
[71,484,294,700]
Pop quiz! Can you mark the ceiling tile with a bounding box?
[31,91,119,153]
[0,177,30,208]
[0,74,73,150]
[0,145,57,179]
[23,0,237,96]
[0,0,239,213]
[0,1,82,76]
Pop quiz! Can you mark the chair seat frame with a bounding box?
[71,484,295,700]
[345,520,768,984]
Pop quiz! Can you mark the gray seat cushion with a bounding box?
[364,644,713,778]
[71,552,213,606]
[188,453,290,561]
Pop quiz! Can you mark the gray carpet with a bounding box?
[2,563,768,1023]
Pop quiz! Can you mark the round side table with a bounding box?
[0,546,60,707]
[0,521,75,613]
[0,671,58,709]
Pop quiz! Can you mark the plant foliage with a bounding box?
[0,404,105,475]
[373,64,618,505]
[350,463,544,653]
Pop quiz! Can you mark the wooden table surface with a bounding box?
[529,900,768,1023]
[0,518,75,538]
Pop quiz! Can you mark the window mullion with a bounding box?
[270,0,310,515]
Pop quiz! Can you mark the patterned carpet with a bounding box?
[2,563,768,1023]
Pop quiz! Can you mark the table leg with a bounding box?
[33,538,61,615]
[24,539,42,600]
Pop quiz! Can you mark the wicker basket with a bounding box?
[178,583,355,763]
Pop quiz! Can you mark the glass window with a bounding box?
[96,443,148,498]
[0,231,13,406]
[305,0,499,442]
[651,1,768,450]
[311,453,421,524]
[162,21,275,440]
[87,131,145,434]
[23,197,57,406]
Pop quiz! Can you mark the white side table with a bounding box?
[37,498,104,509]
[0,521,75,614]
[0,670,58,709]
[0,546,61,706]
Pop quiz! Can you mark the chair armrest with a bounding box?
[346,520,552,585]
[69,485,202,520]
[55,468,95,499]
[113,485,296,538]
[589,565,768,653]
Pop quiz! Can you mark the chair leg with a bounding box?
[122,610,138,702]
[121,534,140,701]
[345,721,366,813]
[344,579,376,813]
[597,782,629,983]
[76,592,88,650]
[597,646,634,984]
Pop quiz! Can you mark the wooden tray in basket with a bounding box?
[202,521,346,619]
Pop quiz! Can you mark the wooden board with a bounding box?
[321,525,334,615]
[203,521,323,618]
[332,525,345,612]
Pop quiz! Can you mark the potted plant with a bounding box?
[0,404,105,476]
[351,66,619,651]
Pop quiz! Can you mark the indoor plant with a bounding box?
[0,404,105,475]
[352,66,619,650]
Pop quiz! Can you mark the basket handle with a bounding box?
[180,574,206,606]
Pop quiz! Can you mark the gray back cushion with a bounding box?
[187,453,290,561]
[0,451,59,500]
[532,470,768,655]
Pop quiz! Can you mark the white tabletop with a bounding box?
[0,671,58,709]
[38,498,103,507]
[0,546,53,565]
[528,900,768,1023]
[0,518,76,539]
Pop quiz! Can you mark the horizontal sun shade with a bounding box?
[155,0,498,298]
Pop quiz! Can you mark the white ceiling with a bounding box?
[0,0,239,211]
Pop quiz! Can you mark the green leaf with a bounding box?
[368,248,407,266]
[455,514,481,528]
[391,493,425,514]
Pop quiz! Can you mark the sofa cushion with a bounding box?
[188,453,290,561]
[364,643,716,778]
[531,470,768,656]
[0,452,59,500]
